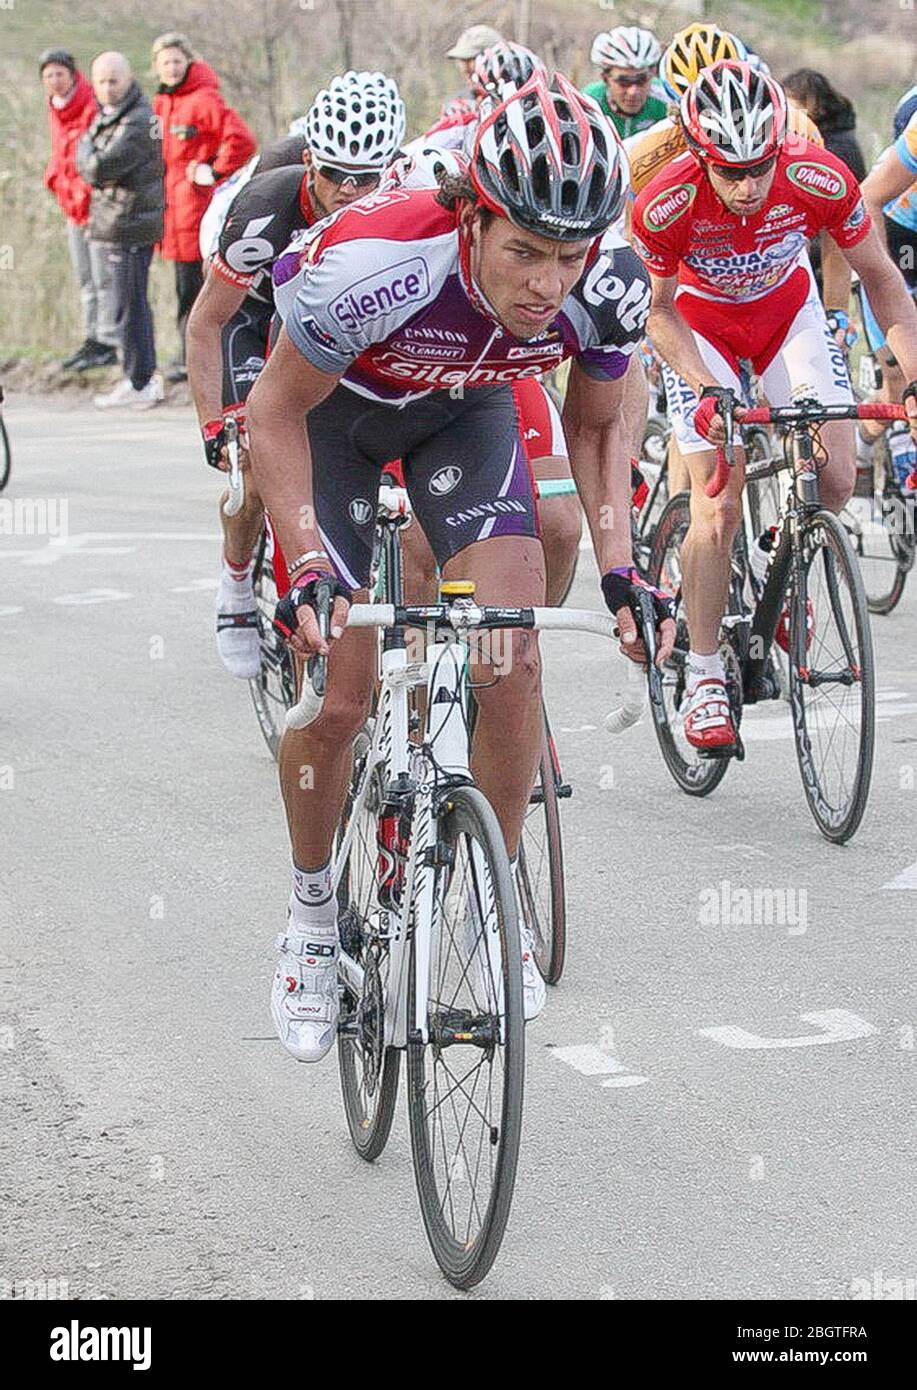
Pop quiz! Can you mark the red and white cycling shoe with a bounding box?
[681,678,738,755]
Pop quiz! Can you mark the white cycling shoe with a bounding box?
[463,874,545,1023]
[270,926,339,1062]
[216,570,261,679]
[518,912,546,1022]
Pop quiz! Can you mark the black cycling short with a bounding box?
[305,383,538,589]
[221,302,272,407]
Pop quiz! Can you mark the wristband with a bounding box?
[286,549,330,578]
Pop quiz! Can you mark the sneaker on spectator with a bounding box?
[93,377,141,409]
[61,339,93,370]
[130,375,164,410]
[75,341,118,372]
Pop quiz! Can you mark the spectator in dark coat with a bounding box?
[151,32,257,382]
[77,53,165,409]
[40,47,118,371]
[783,70,867,181]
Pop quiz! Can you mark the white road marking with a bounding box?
[699,1008,877,1051]
[549,1044,649,1087]
[558,723,598,733]
[881,860,917,891]
[0,531,220,565]
[170,578,219,593]
[0,605,24,617]
[742,689,917,742]
[53,588,132,606]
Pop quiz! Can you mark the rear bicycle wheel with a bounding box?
[646,493,734,797]
[789,510,875,843]
[407,785,524,1289]
[516,705,567,985]
[336,727,401,1161]
[845,437,910,616]
[248,528,296,759]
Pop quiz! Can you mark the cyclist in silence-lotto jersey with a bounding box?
[582,25,667,139]
[246,73,672,1062]
[185,72,406,680]
[632,60,917,755]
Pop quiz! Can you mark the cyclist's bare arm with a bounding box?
[646,272,718,399]
[186,269,249,429]
[821,231,853,320]
[844,225,917,382]
[562,360,633,574]
[861,149,913,250]
[246,328,347,655]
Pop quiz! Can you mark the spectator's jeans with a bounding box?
[67,222,118,347]
[103,243,157,391]
[174,260,204,363]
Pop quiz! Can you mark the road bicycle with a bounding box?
[0,385,10,494]
[285,487,624,1287]
[643,399,903,844]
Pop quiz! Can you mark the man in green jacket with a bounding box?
[583,25,667,139]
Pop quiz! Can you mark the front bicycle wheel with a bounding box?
[0,413,10,493]
[789,510,875,843]
[336,727,401,1161]
[407,785,524,1289]
[646,493,733,797]
[516,706,567,985]
[248,528,296,759]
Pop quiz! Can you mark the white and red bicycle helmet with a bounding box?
[470,41,546,101]
[681,60,787,167]
[471,71,627,241]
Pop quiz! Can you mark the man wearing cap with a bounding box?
[40,48,119,372]
[445,23,505,88]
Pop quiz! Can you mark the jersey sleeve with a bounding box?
[213,175,288,290]
[894,112,917,176]
[569,239,652,381]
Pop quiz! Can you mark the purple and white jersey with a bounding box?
[272,187,650,406]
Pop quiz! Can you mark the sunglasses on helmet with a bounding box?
[315,164,381,189]
[711,154,778,182]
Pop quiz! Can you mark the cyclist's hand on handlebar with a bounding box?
[826,309,857,355]
[202,419,229,471]
[273,569,353,658]
[694,385,747,446]
[601,567,676,668]
[904,381,917,443]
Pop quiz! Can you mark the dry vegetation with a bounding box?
[1,0,914,358]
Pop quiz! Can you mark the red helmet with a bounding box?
[471,71,627,242]
[681,60,787,167]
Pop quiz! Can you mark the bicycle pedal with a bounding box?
[697,741,740,762]
[556,782,573,799]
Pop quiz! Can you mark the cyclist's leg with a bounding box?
[758,274,856,513]
[513,378,581,606]
[406,386,544,858]
[661,344,746,655]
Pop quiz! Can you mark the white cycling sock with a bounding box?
[686,649,725,693]
[289,860,336,933]
[220,552,253,593]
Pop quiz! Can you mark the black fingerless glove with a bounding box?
[273,570,353,641]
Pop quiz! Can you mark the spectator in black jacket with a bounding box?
[77,53,165,409]
[784,69,867,182]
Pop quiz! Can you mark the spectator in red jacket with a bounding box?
[41,47,119,371]
[152,33,257,382]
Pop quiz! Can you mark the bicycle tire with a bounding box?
[336,727,401,1161]
[517,706,566,985]
[789,510,875,844]
[0,414,10,493]
[248,529,296,759]
[407,784,524,1289]
[646,492,733,797]
[851,436,911,616]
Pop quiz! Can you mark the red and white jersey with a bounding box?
[272,187,650,405]
[632,141,871,310]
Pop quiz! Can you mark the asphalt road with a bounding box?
[2,392,915,1301]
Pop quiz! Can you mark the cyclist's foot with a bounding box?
[270,924,339,1062]
[518,912,546,1021]
[681,678,738,753]
[216,557,260,678]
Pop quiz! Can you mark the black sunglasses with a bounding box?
[316,164,381,189]
[607,72,651,88]
[712,155,778,182]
